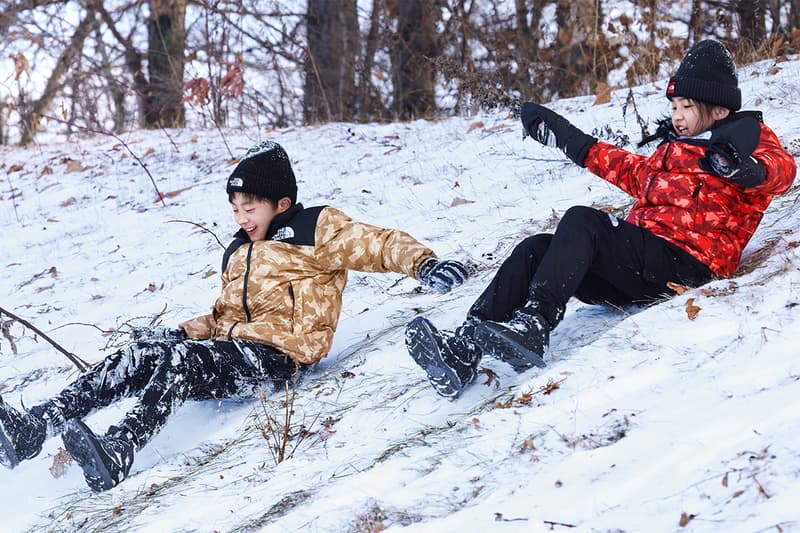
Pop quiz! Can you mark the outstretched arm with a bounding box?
[315,207,468,292]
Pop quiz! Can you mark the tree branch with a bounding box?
[0,307,91,372]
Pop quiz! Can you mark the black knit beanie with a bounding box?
[666,39,741,111]
[226,141,297,204]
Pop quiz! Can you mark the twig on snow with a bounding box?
[0,306,91,372]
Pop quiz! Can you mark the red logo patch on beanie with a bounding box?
[666,81,676,95]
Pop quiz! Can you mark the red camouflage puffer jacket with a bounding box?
[584,121,796,277]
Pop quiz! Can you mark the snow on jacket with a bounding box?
[180,204,435,364]
[584,116,796,277]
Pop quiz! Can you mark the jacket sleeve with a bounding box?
[314,207,436,278]
[583,141,653,198]
[750,124,797,196]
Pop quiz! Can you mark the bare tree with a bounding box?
[735,0,767,47]
[146,0,187,128]
[304,0,358,123]
[392,0,441,120]
[19,8,97,144]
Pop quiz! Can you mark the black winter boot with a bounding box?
[62,420,135,492]
[0,395,48,468]
[405,317,482,399]
[474,306,549,372]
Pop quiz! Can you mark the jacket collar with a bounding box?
[230,203,305,242]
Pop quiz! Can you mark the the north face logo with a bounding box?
[228,177,244,188]
[666,81,676,95]
[271,227,295,241]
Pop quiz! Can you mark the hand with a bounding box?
[129,326,187,342]
[417,258,469,294]
[699,116,765,187]
[520,102,596,167]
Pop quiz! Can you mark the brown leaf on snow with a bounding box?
[49,447,73,478]
[722,472,729,487]
[466,120,485,133]
[479,367,500,389]
[450,197,475,207]
[7,164,24,173]
[39,166,53,178]
[679,512,696,527]
[203,269,217,279]
[685,298,701,320]
[60,197,77,207]
[144,147,156,156]
[667,281,691,295]
[65,159,85,173]
[594,82,612,105]
[48,266,58,278]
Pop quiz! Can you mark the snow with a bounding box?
[1,54,800,532]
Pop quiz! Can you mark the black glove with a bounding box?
[699,116,765,188]
[129,326,187,342]
[417,258,469,294]
[520,102,596,167]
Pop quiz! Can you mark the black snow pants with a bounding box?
[31,338,299,449]
[468,205,715,328]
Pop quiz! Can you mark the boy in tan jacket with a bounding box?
[0,141,468,491]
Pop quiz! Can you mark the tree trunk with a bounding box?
[736,0,766,48]
[688,0,704,43]
[20,8,95,145]
[392,0,441,120]
[304,0,358,123]
[145,0,186,128]
[356,0,383,121]
[791,0,800,32]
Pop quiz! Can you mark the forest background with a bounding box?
[1,0,799,146]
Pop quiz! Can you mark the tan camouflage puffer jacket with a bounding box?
[180,205,435,364]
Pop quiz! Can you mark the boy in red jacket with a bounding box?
[406,39,796,399]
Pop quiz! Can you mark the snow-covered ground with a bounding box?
[1,55,799,532]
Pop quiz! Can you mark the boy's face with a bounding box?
[670,97,729,137]
[230,193,290,241]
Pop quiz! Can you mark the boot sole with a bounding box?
[62,420,118,492]
[475,322,547,371]
[405,317,463,399]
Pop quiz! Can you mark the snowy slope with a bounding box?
[1,56,800,533]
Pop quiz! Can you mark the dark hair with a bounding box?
[228,191,278,208]
[639,98,732,147]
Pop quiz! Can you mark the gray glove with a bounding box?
[417,258,469,293]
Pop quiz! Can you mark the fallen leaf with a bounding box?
[679,512,695,527]
[144,147,156,156]
[450,197,475,207]
[48,266,58,277]
[594,82,612,105]
[49,447,73,478]
[60,197,77,207]
[65,159,85,173]
[8,164,24,173]
[466,121,485,133]
[472,417,480,429]
[667,281,691,295]
[203,269,217,279]
[685,298,701,320]
[39,166,53,178]
[479,367,500,389]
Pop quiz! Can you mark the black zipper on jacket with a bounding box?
[242,242,254,322]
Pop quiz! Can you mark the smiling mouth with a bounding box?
[244,226,257,233]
